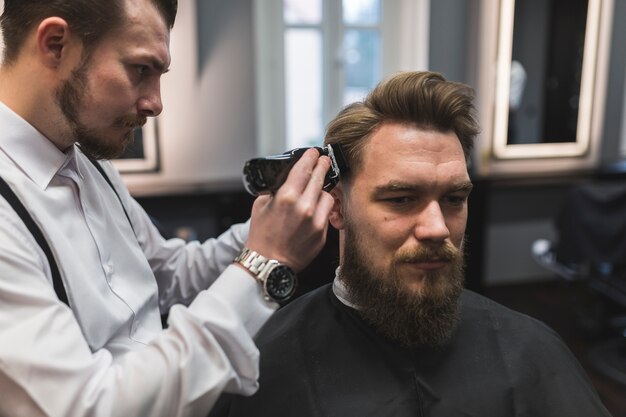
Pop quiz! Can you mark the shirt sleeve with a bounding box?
[101,162,251,312]
[0,185,276,417]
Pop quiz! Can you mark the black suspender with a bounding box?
[0,159,133,307]
[0,177,69,305]
[86,158,135,233]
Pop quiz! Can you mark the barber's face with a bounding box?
[56,0,170,159]
[331,122,472,346]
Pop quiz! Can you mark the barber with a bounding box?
[0,1,333,416]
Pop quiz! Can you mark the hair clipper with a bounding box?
[242,144,348,196]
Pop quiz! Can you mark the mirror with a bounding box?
[492,0,605,159]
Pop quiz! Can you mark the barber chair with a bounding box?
[532,181,626,386]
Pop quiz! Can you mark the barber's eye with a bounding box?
[130,65,151,79]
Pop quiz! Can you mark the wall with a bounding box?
[428,0,471,84]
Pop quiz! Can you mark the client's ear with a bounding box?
[329,184,346,230]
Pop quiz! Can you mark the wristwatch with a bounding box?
[234,247,297,305]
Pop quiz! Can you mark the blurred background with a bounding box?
[2,0,625,414]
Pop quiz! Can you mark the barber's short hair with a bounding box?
[0,0,177,64]
[324,71,479,180]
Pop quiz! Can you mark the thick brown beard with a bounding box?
[55,56,143,160]
[340,220,465,348]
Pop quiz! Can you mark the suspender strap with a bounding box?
[0,176,70,306]
[0,159,134,307]
[87,158,135,233]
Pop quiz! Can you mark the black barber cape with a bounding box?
[210,284,611,417]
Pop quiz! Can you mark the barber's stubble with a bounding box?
[55,55,145,160]
[340,217,465,348]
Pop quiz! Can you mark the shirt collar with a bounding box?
[332,267,360,309]
[0,101,80,189]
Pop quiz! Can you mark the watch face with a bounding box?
[266,265,297,303]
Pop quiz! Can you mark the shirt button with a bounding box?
[103,262,114,276]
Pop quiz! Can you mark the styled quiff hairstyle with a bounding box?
[324,71,479,181]
[0,0,177,64]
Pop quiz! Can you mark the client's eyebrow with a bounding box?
[373,183,421,195]
[373,181,474,195]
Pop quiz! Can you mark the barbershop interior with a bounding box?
[2,0,626,414]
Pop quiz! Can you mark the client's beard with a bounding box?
[340,221,465,348]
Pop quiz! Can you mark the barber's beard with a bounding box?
[55,59,144,160]
[340,220,465,348]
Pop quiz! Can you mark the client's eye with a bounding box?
[442,194,468,207]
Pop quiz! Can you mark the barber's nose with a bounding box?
[413,201,450,243]
[138,82,163,117]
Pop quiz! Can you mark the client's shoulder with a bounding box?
[459,289,565,349]
[255,283,334,346]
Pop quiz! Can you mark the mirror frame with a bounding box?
[112,118,161,174]
[473,0,614,177]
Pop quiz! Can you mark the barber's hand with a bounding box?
[246,148,335,272]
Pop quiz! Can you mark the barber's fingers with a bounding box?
[251,194,272,210]
[274,150,332,222]
[277,148,324,195]
[318,189,335,233]
[303,154,331,197]
[312,189,334,235]
[300,155,334,225]
[249,149,333,269]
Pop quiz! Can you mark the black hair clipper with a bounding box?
[243,144,349,196]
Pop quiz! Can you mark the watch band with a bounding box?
[234,247,297,304]
[234,247,279,283]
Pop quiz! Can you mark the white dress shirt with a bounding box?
[0,101,277,417]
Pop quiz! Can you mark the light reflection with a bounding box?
[343,0,381,25]
[285,29,323,148]
[284,0,322,25]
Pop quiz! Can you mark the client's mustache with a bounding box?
[394,243,460,264]
[114,114,147,129]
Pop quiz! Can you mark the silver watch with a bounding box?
[234,248,297,305]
